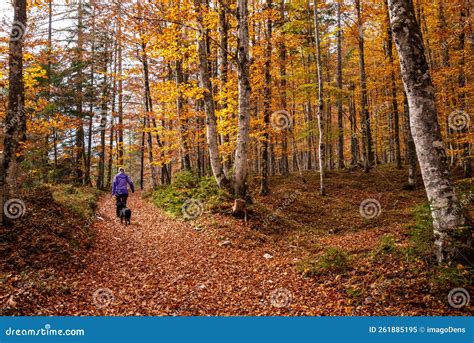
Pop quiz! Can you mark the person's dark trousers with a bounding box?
[115,194,128,217]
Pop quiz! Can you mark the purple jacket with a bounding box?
[112,172,135,195]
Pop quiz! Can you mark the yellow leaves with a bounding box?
[166,4,192,24]
[202,8,219,31]
[28,0,49,8]
[24,64,46,89]
[183,81,203,100]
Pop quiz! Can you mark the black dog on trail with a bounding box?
[117,200,132,226]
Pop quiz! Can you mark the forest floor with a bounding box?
[1,167,473,316]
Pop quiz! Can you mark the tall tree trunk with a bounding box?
[1,0,27,224]
[194,0,228,189]
[303,53,313,171]
[418,3,434,70]
[355,0,373,172]
[43,0,53,182]
[137,0,148,190]
[48,2,57,180]
[106,115,115,189]
[140,38,160,189]
[137,3,167,187]
[325,52,332,170]
[277,0,289,176]
[437,0,450,67]
[260,0,272,196]
[75,0,85,184]
[84,0,96,186]
[218,0,231,177]
[388,0,472,263]
[160,97,171,184]
[196,99,205,177]
[457,5,471,178]
[436,0,457,169]
[176,60,192,171]
[117,2,124,166]
[145,115,158,189]
[384,0,401,169]
[140,118,145,190]
[313,0,325,195]
[106,39,118,189]
[97,38,109,190]
[234,0,251,199]
[336,0,344,169]
[387,88,394,163]
[348,82,359,165]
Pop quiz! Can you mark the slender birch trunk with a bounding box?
[313,0,325,195]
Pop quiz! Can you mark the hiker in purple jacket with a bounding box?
[112,167,135,217]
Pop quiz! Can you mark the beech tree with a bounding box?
[74,0,85,184]
[313,0,325,195]
[194,0,228,189]
[0,0,27,225]
[259,0,272,196]
[336,0,344,170]
[116,2,124,167]
[383,0,401,169]
[277,0,289,177]
[97,35,109,190]
[388,0,472,263]
[233,0,251,200]
[355,0,373,173]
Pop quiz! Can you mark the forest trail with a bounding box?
[40,192,342,316]
[5,170,469,316]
